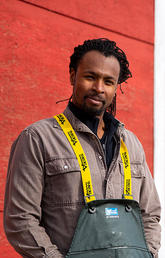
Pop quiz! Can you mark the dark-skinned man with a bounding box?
[4,38,161,258]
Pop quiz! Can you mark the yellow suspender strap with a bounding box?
[54,114,96,203]
[54,113,133,202]
[120,139,133,200]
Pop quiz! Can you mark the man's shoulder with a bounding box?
[15,107,71,142]
[24,117,55,133]
[122,127,140,140]
[15,117,59,143]
[120,127,145,162]
[121,126,142,146]
[122,127,137,138]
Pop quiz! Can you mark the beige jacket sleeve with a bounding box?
[123,129,161,257]
[3,129,63,258]
[140,149,161,258]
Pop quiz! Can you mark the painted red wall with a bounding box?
[0,0,154,256]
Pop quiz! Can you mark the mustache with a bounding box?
[84,93,105,103]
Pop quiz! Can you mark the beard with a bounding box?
[82,95,106,117]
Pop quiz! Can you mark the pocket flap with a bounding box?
[45,157,80,176]
[119,162,145,178]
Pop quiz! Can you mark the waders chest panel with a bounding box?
[66,199,152,258]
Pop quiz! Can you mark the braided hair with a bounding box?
[69,38,132,116]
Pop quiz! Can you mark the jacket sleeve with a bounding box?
[3,129,63,258]
[140,148,161,258]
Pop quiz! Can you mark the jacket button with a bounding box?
[132,170,136,175]
[98,155,102,160]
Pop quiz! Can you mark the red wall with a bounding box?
[0,0,154,256]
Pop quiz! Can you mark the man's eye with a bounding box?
[85,75,94,80]
[105,80,113,85]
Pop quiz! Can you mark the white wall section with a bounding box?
[154,0,165,256]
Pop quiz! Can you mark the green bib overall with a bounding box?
[54,114,152,258]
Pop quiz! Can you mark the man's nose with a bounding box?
[93,79,104,93]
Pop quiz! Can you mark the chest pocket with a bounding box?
[46,157,80,176]
[119,162,145,202]
[44,157,84,205]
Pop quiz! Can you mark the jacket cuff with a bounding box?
[44,246,64,257]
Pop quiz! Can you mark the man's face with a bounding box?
[70,50,120,117]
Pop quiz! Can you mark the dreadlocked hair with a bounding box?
[69,38,132,116]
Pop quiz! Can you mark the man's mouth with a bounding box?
[85,95,104,105]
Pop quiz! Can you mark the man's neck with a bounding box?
[96,114,105,139]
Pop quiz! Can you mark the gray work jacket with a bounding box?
[4,106,161,257]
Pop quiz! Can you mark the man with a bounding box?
[4,38,161,257]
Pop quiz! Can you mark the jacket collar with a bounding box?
[53,105,92,133]
[53,104,125,137]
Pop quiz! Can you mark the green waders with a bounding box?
[65,199,152,258]
[54,114,152,258]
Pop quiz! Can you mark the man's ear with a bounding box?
[70,68,76,86]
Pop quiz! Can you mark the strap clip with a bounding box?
[84,194,96,203]
[122,194,133,200]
